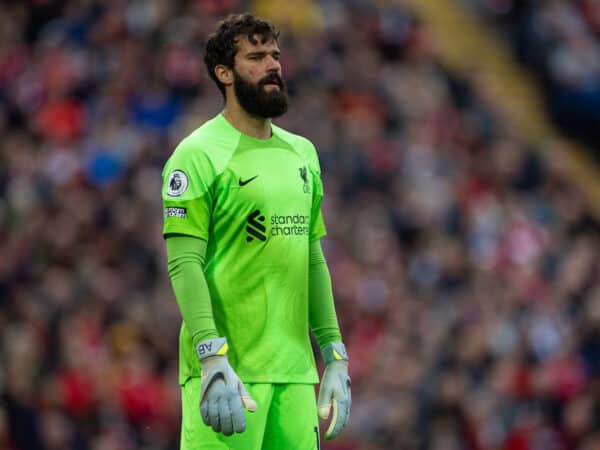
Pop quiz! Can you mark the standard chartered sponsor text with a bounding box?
[270,214,310,236]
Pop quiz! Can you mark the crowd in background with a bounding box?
[465,0,600,158]
[1,1,600,450]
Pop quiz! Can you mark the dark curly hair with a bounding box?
[204,13,280,97]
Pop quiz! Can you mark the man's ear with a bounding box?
[215,65,234,86]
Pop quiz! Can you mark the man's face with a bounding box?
[231,35,288,118]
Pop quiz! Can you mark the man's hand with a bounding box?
[197,337,257,435]
[318,342,351,440]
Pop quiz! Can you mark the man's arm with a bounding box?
[309,239,351,440]
[308,240,342,347]
[166,235,256,435]
[166,234,218,345]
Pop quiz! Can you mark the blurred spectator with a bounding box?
[1,1,599,450]
[465,0,600,158]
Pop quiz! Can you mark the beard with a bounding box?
[233,69,288,118]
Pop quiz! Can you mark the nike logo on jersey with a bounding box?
[239,175,258,186]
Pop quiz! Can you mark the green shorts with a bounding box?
[180,378,320,450]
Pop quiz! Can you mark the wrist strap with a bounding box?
[196,337,228,361]
[321,342,348,365]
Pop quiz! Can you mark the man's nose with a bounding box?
[265,55,281,72]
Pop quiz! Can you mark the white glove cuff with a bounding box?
[321,342,348,365]
[196,337,228,361]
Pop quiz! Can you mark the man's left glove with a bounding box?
[317,342,351,440]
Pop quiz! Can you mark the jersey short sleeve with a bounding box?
[162,137,217,240]
[307,142,327,242]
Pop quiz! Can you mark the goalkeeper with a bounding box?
[162,13,350,450]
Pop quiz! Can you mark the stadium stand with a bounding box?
[463,0,600,158]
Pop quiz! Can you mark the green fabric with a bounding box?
[181,379,320,450]
[262,384,320,450]
[162,114,327,385]
[166,235,218,346]
[308,241,342,349]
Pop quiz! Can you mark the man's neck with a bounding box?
[222,101,272,140]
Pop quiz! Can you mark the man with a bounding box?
[162,13,350,450]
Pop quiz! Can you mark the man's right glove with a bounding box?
[196,337,257,435]
[318,342,351,440]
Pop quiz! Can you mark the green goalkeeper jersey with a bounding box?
[162,114,326,385]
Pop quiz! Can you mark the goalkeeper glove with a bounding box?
[318,342,351,439]
[196,337,257,435]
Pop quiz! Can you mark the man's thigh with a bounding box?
[180,378,273,450]
[262,384,320,450]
